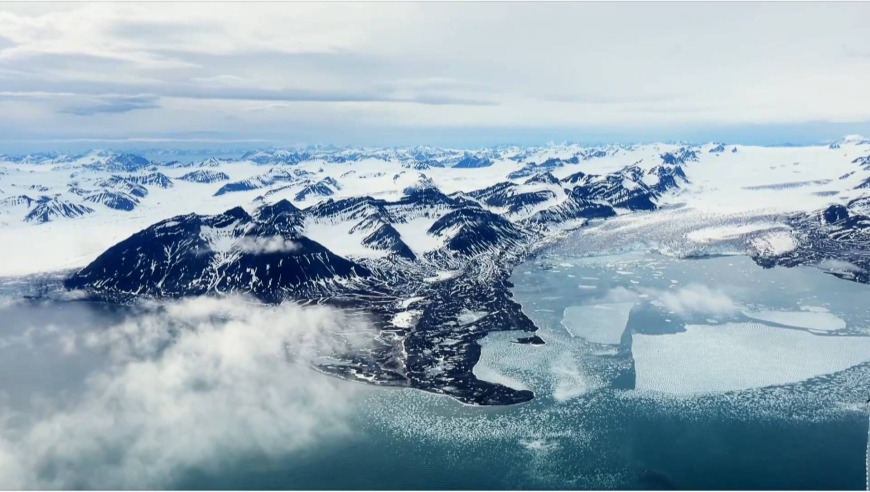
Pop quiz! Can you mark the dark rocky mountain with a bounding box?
[178,170,231,183]
[84,191,140,211]
[464,181,559,216]
[429,207,526,255]
[214,168,310,196]
[241,150,311,166]
[753,200,870,283]
[453,154,493,168]
[646,162,689,194]
[660,147,699,165]
[65,200,370,303]
[507,156,580,179]
[24,197,94,223]
[360,223,416,260]
[572,173,657,210]
[65,160,689,405]
[523,172,561,186]
[853,155,870,171]
[525,194,616,225]
[97,176,149,198]
[85,153,151,172]
[126,172,174,188]
[0,194,35,209]
[561,171,589,184]
[294,179,336,201]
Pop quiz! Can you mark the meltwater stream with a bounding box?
[1,250,869,488]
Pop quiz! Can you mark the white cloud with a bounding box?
[234,235,300,254]
[646,283,740,317]
[0,296,373,489]
[1,3,870,144]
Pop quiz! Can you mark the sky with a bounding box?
[1,2,870,151]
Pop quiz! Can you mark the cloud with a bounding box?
[2,2,870,144]
[234,236,300,254]
[645,283,739,317]
[59,94,161,115]
[0,91,161,115]
[598,286,639,304]
[0,296,373,489]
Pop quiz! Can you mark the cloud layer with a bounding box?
[0,296,372,489]
[1,3,870,147]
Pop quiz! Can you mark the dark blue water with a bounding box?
[0,252,868,489]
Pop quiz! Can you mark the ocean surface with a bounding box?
[1,247,869,489]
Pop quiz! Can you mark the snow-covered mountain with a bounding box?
[4,138,870,405]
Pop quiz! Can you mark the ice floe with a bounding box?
[742,309,846,332]
[561,303,634,345]
[632,322,870,394]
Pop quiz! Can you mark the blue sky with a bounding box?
[1,2,869,151]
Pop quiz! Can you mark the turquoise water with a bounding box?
[1,251,869,489]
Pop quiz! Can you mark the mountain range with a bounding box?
[3,138,869,404]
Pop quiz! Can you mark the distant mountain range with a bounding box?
[3,138,870,404]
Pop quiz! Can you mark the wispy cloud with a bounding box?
[59,94,160,115]
[1,2,869,144]
[234,236,300,254]
[645,283,740,317]
[0,296,373,488]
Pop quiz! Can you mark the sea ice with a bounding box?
[561,303,634,345]
[742,309,846,332]
[551,353,589,402]
[632,322,870,394]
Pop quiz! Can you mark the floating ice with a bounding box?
[799,305,830,313]
[551,353,589,402]
[472,363,531,392]
[743,309,846,332]
[633,322,870,394]
[520,438,560,454]
[561,303,633,345]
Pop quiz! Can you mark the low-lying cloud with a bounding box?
[644,283,740,317]
[0,296,373,489]
[234,235,301,254]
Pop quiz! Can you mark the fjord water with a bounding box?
[1,251,869,489]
